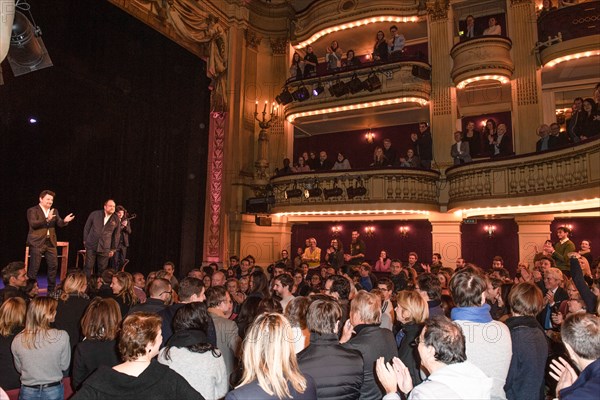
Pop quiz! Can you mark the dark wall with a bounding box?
[461,218,519,275]
[294,123,420,169]
[551,217,600,262]
[0,0,211,275]
[291,220,433,265]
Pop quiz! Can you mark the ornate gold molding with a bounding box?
[245,29,263,49]
[270,37,289,55]
[426,0,449,22]
[510,0,533,5]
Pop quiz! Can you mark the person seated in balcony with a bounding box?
[460,15,479,41]
[307,151,319,170]
[549,122,570,148]
[371,146,389,168]
[483,119,497,156]
[463,121,482,157]
[303,45,318,78]
[326,41,343,70]
[536,124,553,152]
[382,138,397,166]
[539,0,557,17]
[343,50,361,68]
[483,16,502,36]
[567,97,585,143]
[275,158,293,176]
[293,156,311,173]
[489,123,512,157]
[332,152,351,170]
[373,31,389,62]
[580,97,600,140]
[290,52,305,80]
[388,25,405,61]
[315,151,333,171]
[451,131,472,165]
[399,148,420,168]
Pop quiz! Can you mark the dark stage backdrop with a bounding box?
[291,220,433,265]
[461,218,519,275]
[0,0,211,276]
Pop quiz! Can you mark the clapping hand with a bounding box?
[64,213,75,223]
[549,357,578,396]
[375,357,414,395]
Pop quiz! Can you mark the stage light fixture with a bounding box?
[276,87,294,105]
[348,74,364,94]
[363,73,382,92]
[292,86,310,102]
[329,80,350,97]
[323,187,343,200]
[284,188,302,199]
[7,10,53,77]
[312,83,325,96]
[303,187,322,198]
[346,186,367,199]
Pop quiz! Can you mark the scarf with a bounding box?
[451,303,493,323]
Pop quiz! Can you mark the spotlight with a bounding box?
[276,87,294,105]
[346,186,367,199]
[329,80,350,97]
[347,74,364,94]
[312,83,325,96]
[292,86,310,102]
[7,11,53,77]
[303,188,322,198]
[363,73,382,92]
[284,188,302,199]
[323,187,343,200]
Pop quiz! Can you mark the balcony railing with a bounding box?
[450,36,513,88]
[270,168,441,214]
[446,138,600,211]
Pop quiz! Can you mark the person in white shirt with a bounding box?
[483,17,502,36]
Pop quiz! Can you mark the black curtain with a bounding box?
[0,0,211,276]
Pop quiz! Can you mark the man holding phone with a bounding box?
[26,190,75,294]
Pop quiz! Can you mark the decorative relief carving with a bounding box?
[270,37,288,55]
[206,112,226,259]
[517,74,538,106]
[426,0,449,21]
[510,0,533,4]
[245,29,263,49]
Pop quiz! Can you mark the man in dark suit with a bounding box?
[537,267,569,331]
[489,123,513,157]
[110,205,131,270]
[460,15,480,41]
[26,190,75,293]
[340,291,397,400]
[83,199,121,278]
[412,122,433,169]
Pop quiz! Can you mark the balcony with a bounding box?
[282,60,431,134]
[537,1,600,68]
[450,36,514,89]
[270,167,440,216]
[446,138,600,213]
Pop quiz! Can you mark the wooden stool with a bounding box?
[24,241,70,281]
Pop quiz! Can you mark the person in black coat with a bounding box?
[395,290,428,387]
[0,262,29,304]
[505,282,548,400]
[26,190,75,293]
[83,199,121,278]
[52,272,90,353]
[297,299,364,400]
[0,297,26,391]
[373,31,389,62]
[412,122,433,169]
[340,291,398,400]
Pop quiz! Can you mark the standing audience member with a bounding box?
[110,271,139,317]
[388,25,405,60]
[343,50,361,68]
[325,41,342,70]
[463,121,482,156]
[373,31,389,62]
[461,15,479,40]
[72,297,121,389]
[394,290,428,387]
[289,52,304,80]
[340,291,397,400]
[53,271,90,352]
[158,303,227,400]
[412,122,433,169]
[83,199,120,278]
[11,297,71,400]
[128,277,173,315]
[247,271,271,300]
[416,273,444,317]
[331,152,351,170]
[72,313,203,399]
[206,286,241,380]
[580,97,600,139]
[551,226,576,272]
[390,260,409,293]
[303,46,318,78]
[377,279,395,331]
[549,313,600,399]
[225,313,317,400]
[297,299,364,400]
[450,131,472,165]
[302,238,321,269]
[482,119,497,156]
[0,262,29,303]
[132,272,147,303]
[0,297,26,391]
[449,267,512,400]
[382,138,397,166]
[377,316,493,400]
[345,230,366,267]
[162,262,179,292]
[489,123,512,157]
[504,282,548,400]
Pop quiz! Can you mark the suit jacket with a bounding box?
[416,130,433,161]
[83,210,121,253]
[451,141,472,165]
[490,133,512,157]
[120,220,131,248]
[536,286,569,329]
[27,205,68,247]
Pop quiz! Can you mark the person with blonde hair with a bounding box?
[226,313,316,399]
[110,271,138,317]
[340,290,397,400]
[395,290,428,387]
[72,297,122,389]
[11,297,70,399]
[53,271,90,351]
[0,297,26,391]
[72,312,201,399]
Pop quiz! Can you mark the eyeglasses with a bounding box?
[159,290,173,296]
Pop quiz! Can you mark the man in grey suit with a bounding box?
[451,131,472,165]
[26,190,75,293]
[83,199,120,277]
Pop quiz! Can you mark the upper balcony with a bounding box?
[270,167,440,217]
[282,60,431,135]
[450,36,514,90]
[446,138,600,216]
[537,1,600,68]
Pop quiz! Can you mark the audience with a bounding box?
[0,262,29,304]
[52,271,90,351]
[110,271,138,317]
[206,286,241,380]
[394,290,428,387]
[0,297,26,391]
[128,277,171,314]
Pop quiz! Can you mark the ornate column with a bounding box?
[508,0,543,154]
[430,214,463,268]
[427,0,457,169]
[515,215,553,265]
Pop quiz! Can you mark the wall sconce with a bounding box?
[399,226,409,238]
[364,226,375,237]
[564,224,573,232]
[331,225,342,236]
[484,225,496,238]
[365,129,375,144]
